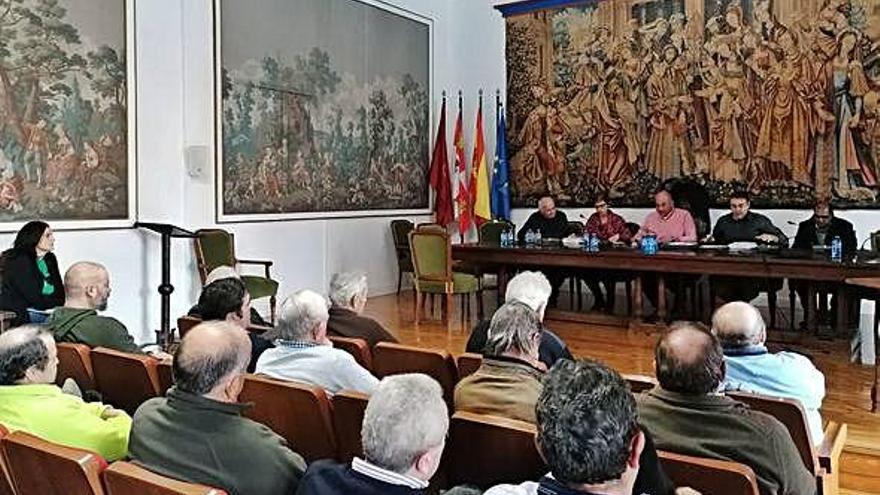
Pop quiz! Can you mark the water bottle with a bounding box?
[642,234,657,255]
[525,229,534,246]
[589,233,600,252]
[582,231,590,250]
[534,229,542,245]
[831,236,843,262]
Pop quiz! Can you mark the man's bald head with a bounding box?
[655,322,724,394]
[64,261,111,311]
[0,325,56,385]
[654,190,674,216]
[711,302,766,348]
[172,321,251,397]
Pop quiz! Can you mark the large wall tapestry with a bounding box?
[216,0,432,221]
[0,0,134,230]
[503,0,880,208]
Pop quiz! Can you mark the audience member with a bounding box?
[456,302,545,422]
[0,325,130,460]
[193,277,273,372]
[485,359,683,495]
[712,302,826,444]
[516,196,569,306]
[466,270,572,368]
[634,190,696,244]
[327,272,398,346]
[191,265,271,326]
[129,321,306,494]
[48,261,139,353]
[0,220,64,325]
[255,289,378,395]
[296,373,448,494]
[637,322,815,495]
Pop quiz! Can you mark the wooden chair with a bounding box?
[446,411,546,489]
[328,336,373,371]
[409,229,482,325]
[332,390,370,463]
[622,373,657,394]
[373,342,459,409]
[659,450,759,495]
[157,360,174,396]
[727,390,847,495]
[1,430,107,495]
[0,424,14,495]
[239,374,337,462]
[103,461,227,495]
[55,342,95,391]
[456,353,483,379]
[91,347,162,415]
[176,316,200,338]
[390,219,415,294]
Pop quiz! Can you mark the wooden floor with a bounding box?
[364,291,880,494]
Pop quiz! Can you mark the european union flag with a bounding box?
[491,108,510,221]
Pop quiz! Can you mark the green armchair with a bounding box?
[409,229,482,325]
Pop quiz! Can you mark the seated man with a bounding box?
[47,261,139,353]
[634,190,697,244]
[296,374,447,494]
[456,302,545,423]
[712,301,825,444]
[327,272,398,347]
[637,322,815,495]
[516,196,569,306]
[190,265,271,327]
[193,278,273,372]
[0,325,131,460]
[129,321,306,494]
[485,359,688,495]
[710,191,788,303]
[466,270,572,368]
[255,289,378,395]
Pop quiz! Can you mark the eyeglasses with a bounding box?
[595,203,608,208]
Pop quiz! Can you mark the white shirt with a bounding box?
[255,340,378,395]
[351,457,429,489]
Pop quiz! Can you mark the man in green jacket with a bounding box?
[0,325,131,460]
[47,261,139,353]
[128,321,307,495]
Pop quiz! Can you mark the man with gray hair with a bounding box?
[712,301,826,444]
[455,301,546,423]
[130,321,306,494]
[466,270,572,368]
[296,373,448,494]
[327,271,398,346]
[255,289,378,395]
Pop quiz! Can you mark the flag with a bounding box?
[470,103,491,225]
[453,103,471,235]
[428,98,453,226]
[492,105,511,221]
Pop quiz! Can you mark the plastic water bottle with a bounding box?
[642,234,657,255]
[589,233,600,252]
[525,229,534,246]
[534,229,542,245]
[582,231,590,250]
[831,236,843,262]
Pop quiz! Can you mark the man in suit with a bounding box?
[791,200,857,325]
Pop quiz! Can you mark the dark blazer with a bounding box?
[327,306,398,347]
[793,216,857,255]
[0,250,64,325]
[466,318,573,369]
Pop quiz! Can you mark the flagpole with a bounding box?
[458,90,464,244]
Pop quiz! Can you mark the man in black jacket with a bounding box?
[516,196,570,306]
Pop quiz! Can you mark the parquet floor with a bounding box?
[364,291,880,494]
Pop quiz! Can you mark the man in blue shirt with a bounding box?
[712,301,826,444]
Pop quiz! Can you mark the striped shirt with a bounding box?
[351,457,428,489]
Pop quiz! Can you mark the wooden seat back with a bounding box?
[328,336,373,371]
[331,390,370,462]
[0,430,107,495]
[55,343,95,391]
[103,461,227,495]
[373,342,458,409]
[622,373,656,394]
[659,450,760,495]
[446,411,546,488]
[157,360,174,396]
[0,424,14,495]
[176,316,200,338]
[239,374,337,462]
[456,353,483,379]
[91,347,161,415]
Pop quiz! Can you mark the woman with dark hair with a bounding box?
[0,221,64,325]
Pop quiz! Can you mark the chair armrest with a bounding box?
[817,421,847,474]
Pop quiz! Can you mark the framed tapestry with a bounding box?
[0,0,135,231]
[499,0,880,209]
[215,0,433,222]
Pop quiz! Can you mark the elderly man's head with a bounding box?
[198,278,251,329]
[536,359,644,492]
[64,261,112,311]
[485,302,542,363]
[654,190,674,216]
[504,271,552,320]
[277,289,330,344]
[0,325,58,385]
[655,322,725,395]
[172,321,251,402]
[538,196,557,219]
[329,272,368,314]
[711,301,766,348]
[362,374,448,481]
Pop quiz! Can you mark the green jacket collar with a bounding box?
[0,383,62,396]
[165,387,251,415]
[648,387,735,410]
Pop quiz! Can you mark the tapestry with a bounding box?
[216,0,431,221]
[0,0,133,229]
[503,0,880,208]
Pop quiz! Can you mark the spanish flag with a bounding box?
[470,99,491,225]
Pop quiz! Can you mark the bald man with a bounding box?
[129,321,306,495]
[516,196,570,307]
[713,302,825,445]
[47,261,139,353]
[634,190,696,244]
[637,322,814,495]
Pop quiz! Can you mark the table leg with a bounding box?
[657,274,667,322]
[874,297,879,413]
[633,275,643,322]
[835,284,847,338]
[497,266,509,307]
[806,283,816,334]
